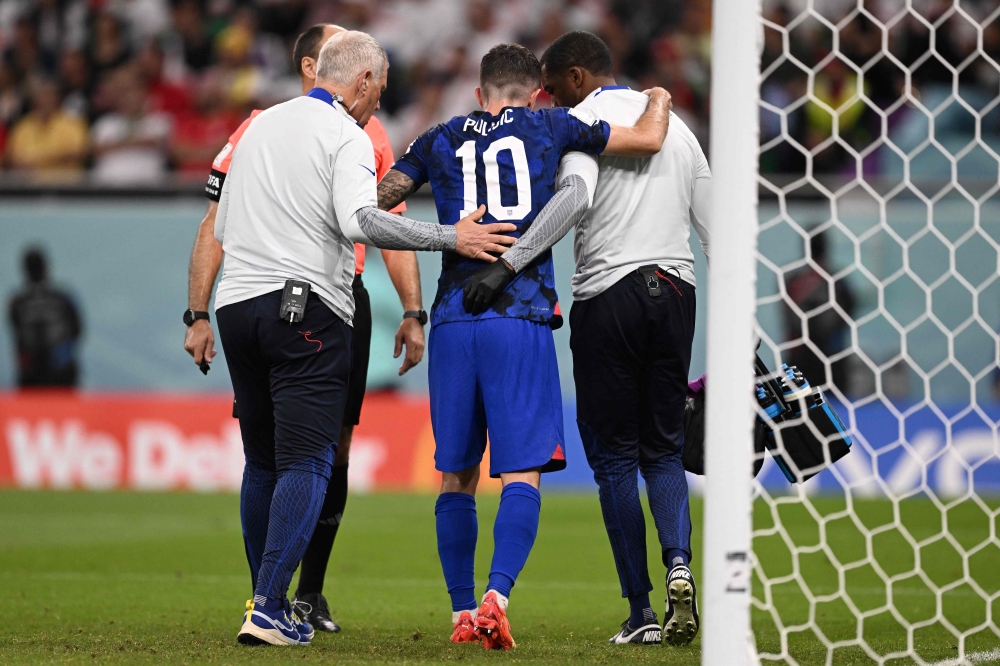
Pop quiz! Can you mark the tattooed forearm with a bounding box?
[378,170,419,211]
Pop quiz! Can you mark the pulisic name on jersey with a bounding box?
[462,108,516,136]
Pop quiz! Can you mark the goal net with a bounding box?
[746,0,1000,664]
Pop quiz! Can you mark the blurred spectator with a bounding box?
[89,12,131,80]
[168,0,214,72]
[58,49,90,119]
[138,39,192,121]
[90,68,171,184]
[782,232,856,394]
[30,0,88,54]
[212,15,266,109]
[0,60,24,125]
[5,78,88,175]
[111,0,171,43]
[7,247,83,389]
[170,76,239,175]
[3,17,47,80]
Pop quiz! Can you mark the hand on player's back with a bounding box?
[453,205,518,262]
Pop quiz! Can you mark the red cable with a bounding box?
[298,330,322,352]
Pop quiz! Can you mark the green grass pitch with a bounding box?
[0,490,997,664]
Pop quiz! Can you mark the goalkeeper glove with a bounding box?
[463,259,516,315]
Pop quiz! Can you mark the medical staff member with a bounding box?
[213,30,517,647]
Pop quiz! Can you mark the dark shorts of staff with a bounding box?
[217,290,353,472]
[230,274,371,429]
[570,269,696,461]
[343,273,371,428]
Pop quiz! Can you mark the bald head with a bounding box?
[292,23,346,83]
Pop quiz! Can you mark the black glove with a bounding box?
[463,259,516,315]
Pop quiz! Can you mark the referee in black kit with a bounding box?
[212,30,517,646]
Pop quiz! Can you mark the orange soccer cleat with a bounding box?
[450,610,480,644]
[474,591,516,651]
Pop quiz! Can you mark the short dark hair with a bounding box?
[292,24,329,77]
[540,31,613,78]
[23,247,47,283]
[479,43,541,99]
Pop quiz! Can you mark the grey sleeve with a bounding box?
[347,205,457,252]
[690,170,711,262]
[502,174,590,273]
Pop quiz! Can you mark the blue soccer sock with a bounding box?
[241,456,277,591]
[255,446,334,601]
[628,592,657,628]
[664,548,690,570]
[487,482,541,599]
[435,492,479,612]
[639,453,693,572]
[579,421,653,600]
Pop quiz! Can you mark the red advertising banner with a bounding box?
[0,391,502,493]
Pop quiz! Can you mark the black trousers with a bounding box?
[217,290,353,472]
[343,274,372,427]
[570,270,696,461]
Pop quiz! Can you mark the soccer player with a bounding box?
[463,31,712,647]
[375,43,671,650]
[183,24,425,634]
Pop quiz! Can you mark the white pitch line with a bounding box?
[930,648,1000,665]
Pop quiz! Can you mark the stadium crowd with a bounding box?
[0,0,996,184]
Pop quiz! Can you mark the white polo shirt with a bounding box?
[214,93,377,324]
[557,86,712,301]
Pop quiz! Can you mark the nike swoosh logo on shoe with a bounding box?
[251,610,295,633]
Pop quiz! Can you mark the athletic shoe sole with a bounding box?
[236,617,306,646]
[663,577,698,646]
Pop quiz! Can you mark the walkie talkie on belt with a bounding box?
[280,280,311,324]
[637,264,662,297]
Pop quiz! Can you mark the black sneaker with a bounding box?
[663,565,699,646]
[292,592,340,633]
[608,620,662,644]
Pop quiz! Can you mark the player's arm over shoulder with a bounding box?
[602,88,672,157]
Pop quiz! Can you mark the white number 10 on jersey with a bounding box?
[456,137,532,221]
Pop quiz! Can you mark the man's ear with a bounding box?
[569,66,586,90]
[301,57,317,80]
[357,69,373,96]
[527,87,542,110]
[474,87,486,109]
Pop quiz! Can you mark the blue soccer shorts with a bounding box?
[428,317,566,478]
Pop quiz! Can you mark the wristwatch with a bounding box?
[403,310,428,326]
[183,309,210,327]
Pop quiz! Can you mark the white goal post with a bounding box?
[703,0,763,664]
[705,0,1000,664]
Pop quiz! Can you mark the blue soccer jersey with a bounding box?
[392,106,610,325]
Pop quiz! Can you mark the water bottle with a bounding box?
[781,364,812,402]
[756,383,784,420]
